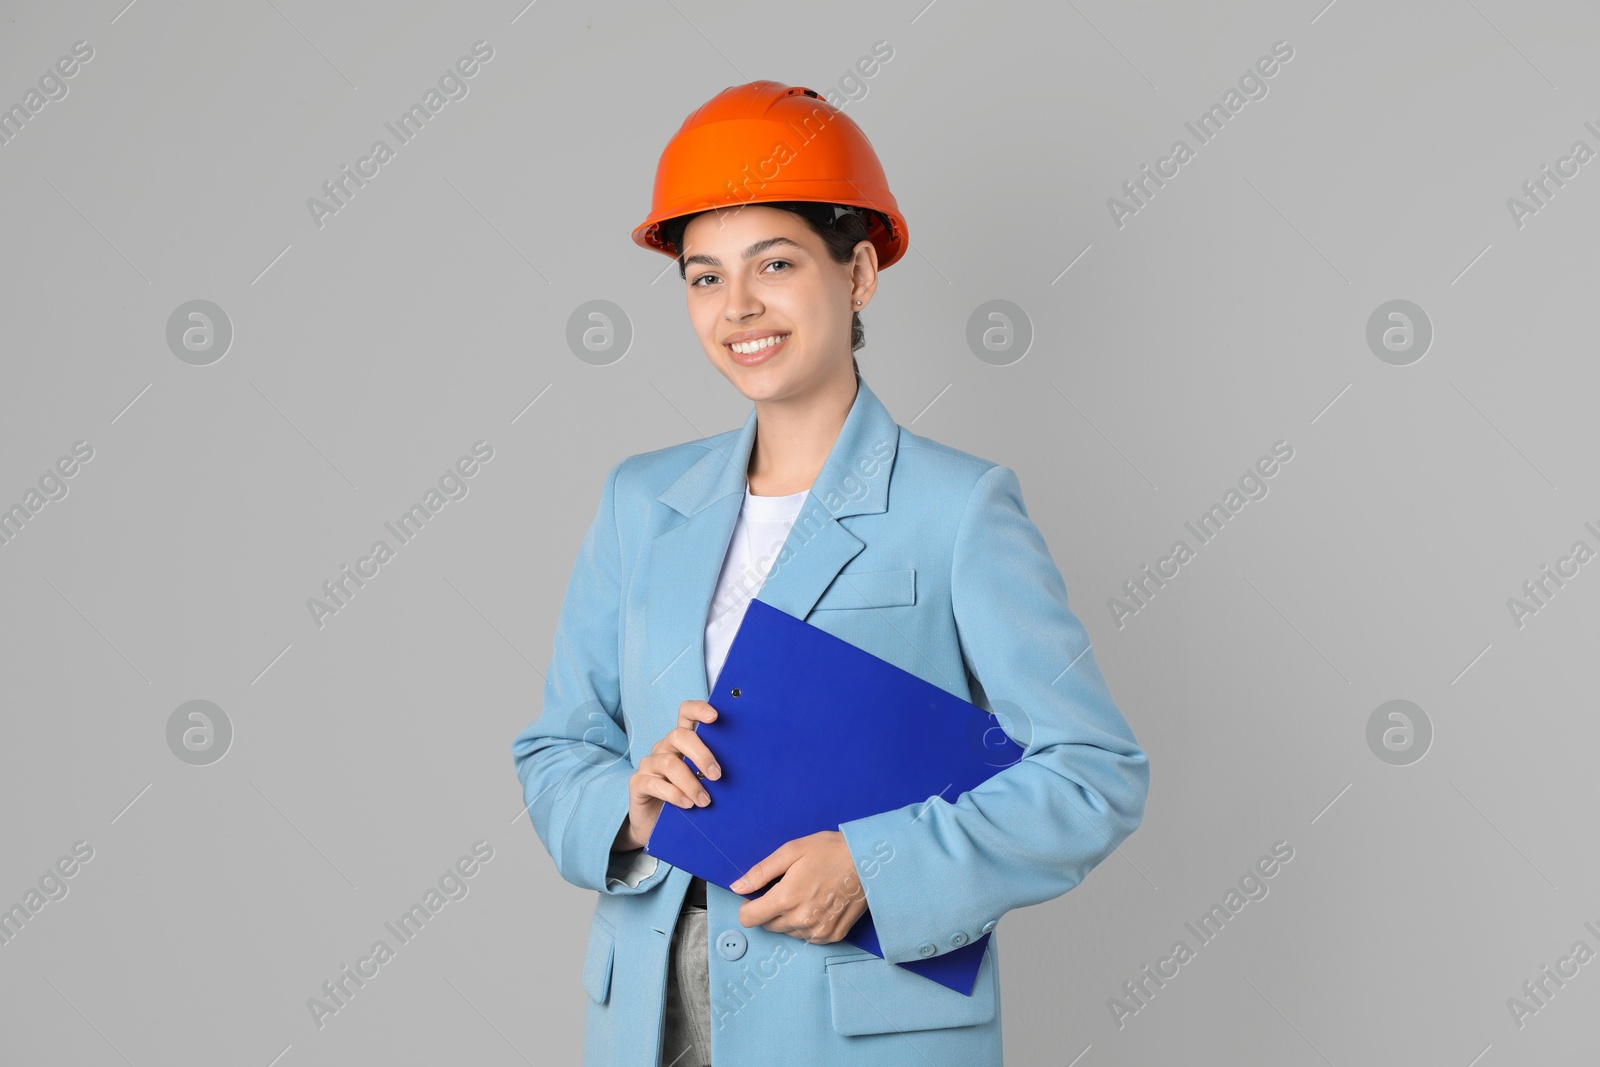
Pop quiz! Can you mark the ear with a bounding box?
[850,239,880,309]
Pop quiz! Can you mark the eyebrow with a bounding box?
[681,236,804,270]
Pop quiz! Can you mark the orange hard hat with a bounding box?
[632,80,908,269]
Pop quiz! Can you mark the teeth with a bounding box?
[729,334,788,355]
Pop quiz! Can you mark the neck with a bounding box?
[746,370,858,496]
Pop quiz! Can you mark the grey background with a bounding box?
[2,0,1597,1064]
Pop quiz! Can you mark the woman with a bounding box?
[512,81,1149,1067]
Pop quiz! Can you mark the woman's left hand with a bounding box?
[730,831,869,944]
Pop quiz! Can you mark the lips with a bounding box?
[725,333,790,367]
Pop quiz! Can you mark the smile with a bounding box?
[725,333,791,366]
[727,333,789,355]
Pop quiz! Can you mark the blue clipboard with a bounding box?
[644,596,1025,995]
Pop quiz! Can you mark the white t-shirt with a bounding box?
[703,481,811,689]
[605,480,811,890]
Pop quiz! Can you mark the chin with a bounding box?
[716,350,796,393]
[723,370,786,403]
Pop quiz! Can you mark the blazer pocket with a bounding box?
[582,915,615,1005]
[811,568,916,611]
[823,945,997,1036]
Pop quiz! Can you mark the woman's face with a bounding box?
[680,205,875,404]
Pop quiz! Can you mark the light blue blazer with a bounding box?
[512,373,1149,1066]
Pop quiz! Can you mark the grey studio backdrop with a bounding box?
[1,0,1596,1064]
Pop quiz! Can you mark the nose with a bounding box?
[721,272,763,324]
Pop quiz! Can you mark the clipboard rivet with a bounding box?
[730,688,741,697]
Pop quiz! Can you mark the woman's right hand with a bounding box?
[618,700,722,850]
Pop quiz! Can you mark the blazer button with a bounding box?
[949,932,969,947]
[917,942,936,958]
[981,920,996,934]
[716,929,748,961]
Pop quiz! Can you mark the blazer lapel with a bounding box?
[646,374,902,706]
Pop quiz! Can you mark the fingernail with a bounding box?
[697,792,710,806]
[709,765,722,780]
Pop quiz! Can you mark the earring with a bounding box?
[854,299,862,305]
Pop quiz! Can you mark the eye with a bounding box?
[690,260,790,287]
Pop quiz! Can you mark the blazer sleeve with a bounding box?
[836,463,1149,963]
[511,458,669,897]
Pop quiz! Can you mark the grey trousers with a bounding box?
[659,904,712,1067]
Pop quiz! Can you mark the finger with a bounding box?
[676,698,718,730]
[769,916,829,944]
[730,842,793,894]
[642,752,712,809]
[633,771,704,812]
[770,901,825,942]
[758,902,835,944]
[670,726,722,781]
[763,917,806,939]
[738,888,789,929]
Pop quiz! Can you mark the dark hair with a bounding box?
[662,202,875,377]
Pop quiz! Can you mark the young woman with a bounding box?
[512,81,1149,1067]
